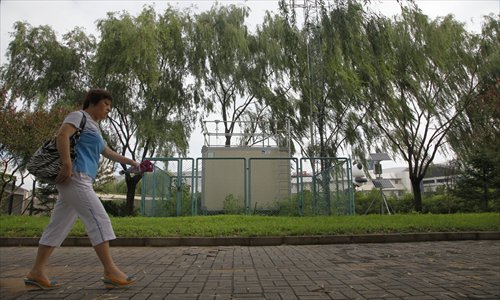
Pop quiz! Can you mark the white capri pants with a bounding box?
[39,172,116,247]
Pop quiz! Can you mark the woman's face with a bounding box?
[93,99,112,121]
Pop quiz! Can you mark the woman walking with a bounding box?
[25,89,139,290]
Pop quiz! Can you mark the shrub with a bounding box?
[156,184,197,217]
[275,197,299,216]
[223,194,245,214]
[390,193,415,213]
[422,194,452,214]
[355,190,383,214]
[101,200,133,217]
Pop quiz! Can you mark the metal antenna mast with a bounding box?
[287,0,332,214]
[287,0,325,159]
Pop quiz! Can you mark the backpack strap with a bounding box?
[78,111,87,132]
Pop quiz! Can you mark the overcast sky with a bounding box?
[2,0,498,65]
[1,0,498,164]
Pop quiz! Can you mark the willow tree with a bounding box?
[189,4,268,146]
[368,7,480,211]
[0,22,96,208]
[270,1,381,163]
[93,6,196,215]
[448,15,499,163]
[448,15,500,211]
[244,1,383,214]
[0,22,95,109]
[246,11,298,153]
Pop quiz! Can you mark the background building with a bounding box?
[357,164,458,197]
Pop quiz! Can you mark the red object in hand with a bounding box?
[120,160,153,175]
[139,160,153,172]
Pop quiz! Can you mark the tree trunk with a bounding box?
[0,181,9,208]
[8,177,16,215]
[410,177,423,212]
[125,175,142,216]
[482,165,489,212]
[225,131,231,147]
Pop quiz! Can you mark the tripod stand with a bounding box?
[364,178,393,215]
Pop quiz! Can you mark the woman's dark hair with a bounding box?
[82,89,113,109]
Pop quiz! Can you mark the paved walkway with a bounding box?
[1,240,499,299]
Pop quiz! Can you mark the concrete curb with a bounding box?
[1,231,499,247]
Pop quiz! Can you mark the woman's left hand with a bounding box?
[55,162,73,184]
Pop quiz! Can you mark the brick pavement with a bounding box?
[0,240,499,300]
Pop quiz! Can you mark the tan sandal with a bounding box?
[24,277,61,290]
[102,275,135,289]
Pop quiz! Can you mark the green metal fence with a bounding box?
[140,158,195,217]
[140,156,354,216]
[299,157,354,216]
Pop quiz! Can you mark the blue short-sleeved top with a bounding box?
[63,111,105,180]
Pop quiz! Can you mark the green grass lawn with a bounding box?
[1,213,499,238]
